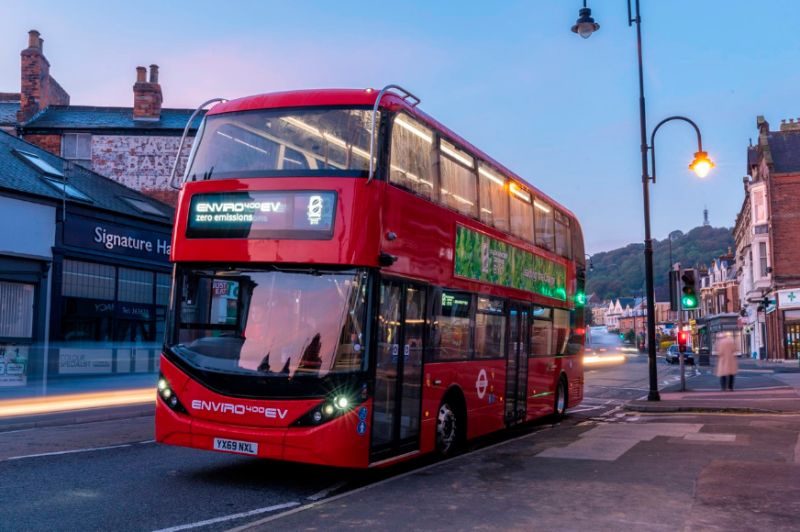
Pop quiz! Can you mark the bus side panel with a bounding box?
[423,360,506,443]
[527,356,558,419]
[565,355,584,407]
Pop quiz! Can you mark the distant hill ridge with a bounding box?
[586,225,735,302]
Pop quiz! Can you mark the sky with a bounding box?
[2,0,798,253]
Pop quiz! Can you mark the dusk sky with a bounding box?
[3,0,797,253]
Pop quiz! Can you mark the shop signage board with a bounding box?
[454,225,567,301]
[778,289,800,310]
[63,215,171,262]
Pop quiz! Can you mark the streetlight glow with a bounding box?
[689,150,714,178]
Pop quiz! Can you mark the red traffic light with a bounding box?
[678,331,689,342]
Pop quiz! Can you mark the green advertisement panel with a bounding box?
[454,225,567,301]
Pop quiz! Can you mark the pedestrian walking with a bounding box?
[715,335,738,391]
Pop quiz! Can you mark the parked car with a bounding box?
[665,344,694,365]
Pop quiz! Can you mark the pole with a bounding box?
[632,0,660,401]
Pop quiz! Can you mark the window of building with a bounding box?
[156,273,171,306]
[118,268,154,304]
[14,149,63,177]
[62,259,115,300]
[0,281,34,338]
[390,114,436,199]
[475,297,505,359]
[534,198,555,251]
[432,290,472,360]
[478,164,509,231]
[62,133,92,166]
[41,176,93,202]
[554,210,572,258]
[509,183,534,243]
[752,187,767,223]
[119,196,167,218]
[759,241,769,278]
[439,139,477,218]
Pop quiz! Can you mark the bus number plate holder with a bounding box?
[213,437,259,456]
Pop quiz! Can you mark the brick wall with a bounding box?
[25,133,61,155]
[768,172,800,287]
[91,134,193,206]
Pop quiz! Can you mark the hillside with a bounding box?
[586,225,735,301]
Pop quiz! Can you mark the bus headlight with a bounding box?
[292,390,363,427]
[157,373,187,414]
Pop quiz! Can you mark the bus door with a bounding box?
[505,303,529,424]
[371,280,426,459]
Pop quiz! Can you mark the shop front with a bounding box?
[48,212,172,382]
[769,288,800,361]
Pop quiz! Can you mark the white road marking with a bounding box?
[306,480,348,501]
[4,443,133,461]
[153,502,300,532]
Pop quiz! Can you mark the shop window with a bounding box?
[156,273,171,306]
[509,184,534,243]
[0,281,35,338]
[478,164,509,231]
[62,259,115,300]
[390,114,436,199]
[534,198,555,251]
[118,268,154,304]
[475,297,505,359]
[439,140,477,218]
[431,290,472,360]
[554,210,572,259]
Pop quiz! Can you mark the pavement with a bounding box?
[231,356,800,532]
[627,357,800,414]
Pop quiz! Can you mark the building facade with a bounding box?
[9,30,202,206]
[697,254,741,356]
[735,116,800,360]
[0,130,172,392]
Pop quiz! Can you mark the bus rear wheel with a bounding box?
[553,377,568,419]
[436,401,459,456]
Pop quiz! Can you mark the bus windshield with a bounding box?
[170,267,368,379]
[186,107,378,181]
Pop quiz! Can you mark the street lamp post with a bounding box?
[572,0,714,401]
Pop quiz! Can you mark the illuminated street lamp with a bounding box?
[572,1,714,401]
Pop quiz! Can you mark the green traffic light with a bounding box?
[575,291,586,306]
[681,294,698,309]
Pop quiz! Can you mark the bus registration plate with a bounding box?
[213,437,259,456]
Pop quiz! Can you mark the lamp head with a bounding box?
[571,7,600,39]
[689,151,714,178]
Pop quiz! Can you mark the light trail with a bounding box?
[0,388,155,418]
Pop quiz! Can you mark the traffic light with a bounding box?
[681,269,698,310]
[678,330,689,351]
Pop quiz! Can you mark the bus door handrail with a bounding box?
[367,84,421,184]
[169,97,227,190]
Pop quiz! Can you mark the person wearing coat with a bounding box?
[715,335,738,391]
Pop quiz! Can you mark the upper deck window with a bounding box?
[185,107,378,180]
[389,114,436,199]
[534,197,555,251]
[554,210,572,259]
[439,139,477,218]
[478,164,510,232]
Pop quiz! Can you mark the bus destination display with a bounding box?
[187,191,336,239]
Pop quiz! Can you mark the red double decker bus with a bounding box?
[156,86,586,468]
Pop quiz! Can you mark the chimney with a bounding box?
[18,29,70,123]
[133,64,163,121]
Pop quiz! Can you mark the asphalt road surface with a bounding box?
[0,344,692,532]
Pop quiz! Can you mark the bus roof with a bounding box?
[208,88,578,221]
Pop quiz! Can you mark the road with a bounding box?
[0,339,703,532]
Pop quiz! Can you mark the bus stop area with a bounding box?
[234,359,800,532]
